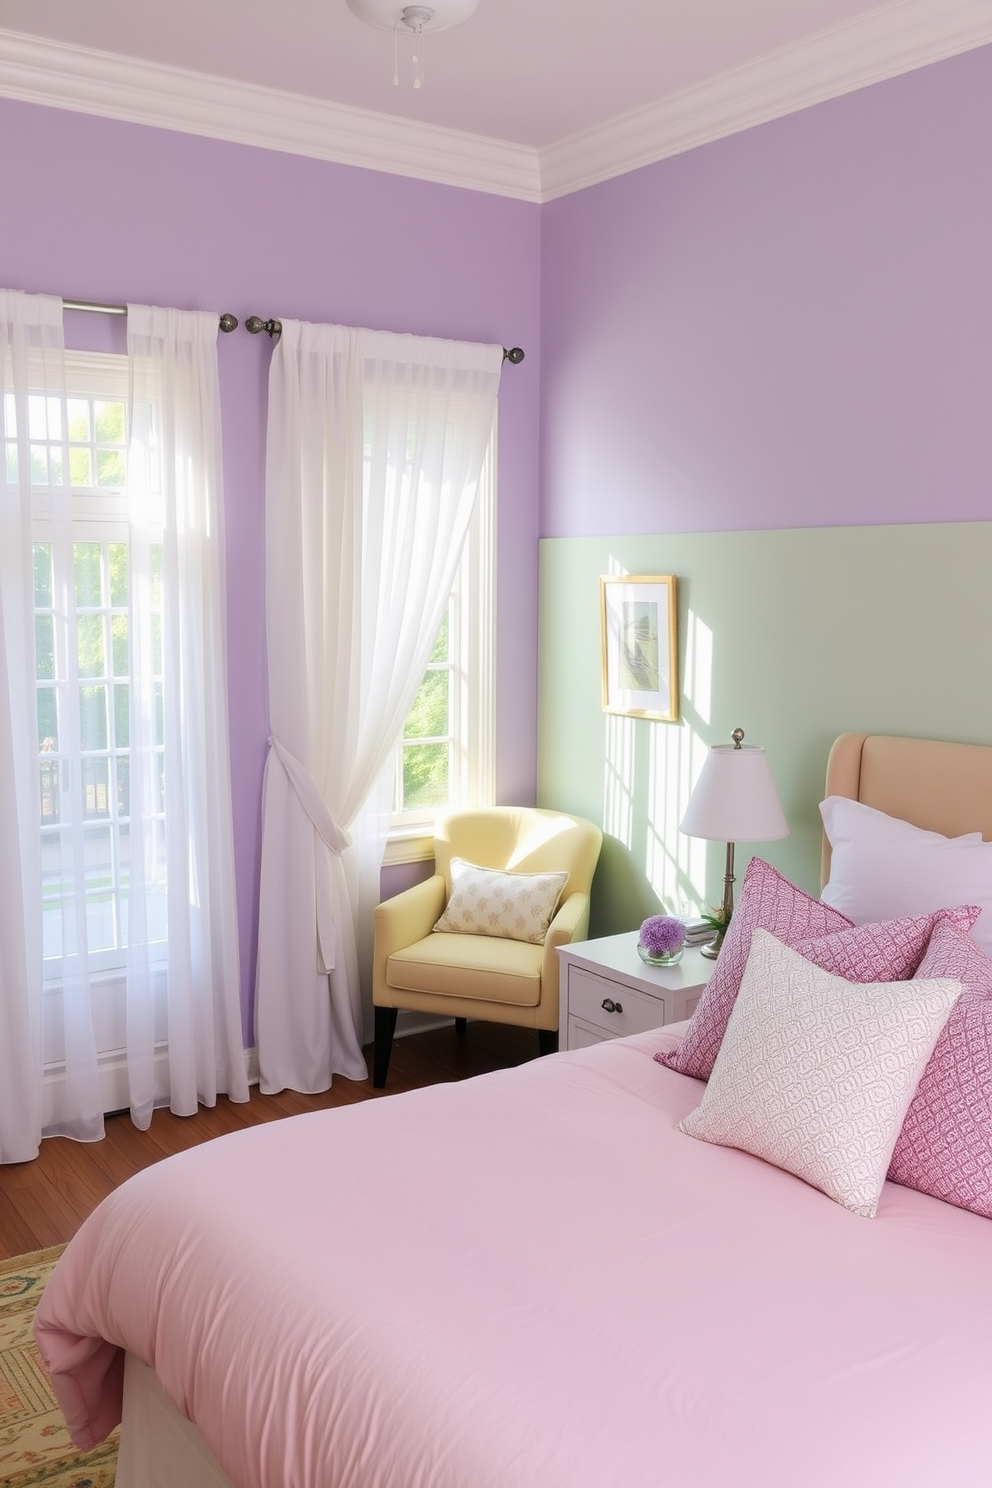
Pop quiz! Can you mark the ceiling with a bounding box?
[1,0,990,199]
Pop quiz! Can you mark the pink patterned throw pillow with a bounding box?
[658,859,853,1081]
[679,930,962,1218]
[888,919,992,1218]
[658,858,980,1083]
[789,901,980,983]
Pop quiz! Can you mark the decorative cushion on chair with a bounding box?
[433,857,568,944]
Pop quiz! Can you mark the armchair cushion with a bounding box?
[433,857,568,944]
[387,932,544,1006]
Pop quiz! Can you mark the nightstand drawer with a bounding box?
[566,968,671,1039]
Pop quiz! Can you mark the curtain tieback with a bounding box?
[269,737,352,975]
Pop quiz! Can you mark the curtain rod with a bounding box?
[243,315,524,363]
[63,298,238,332]
[62,301,524,361]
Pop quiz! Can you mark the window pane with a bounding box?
[37,686,58,748]
[79,685,108,749]
[74,542,102,607]
[82,757,110,819]
[404,668,448,740]
[5,443,17,483]
[35,614,55,680]
[430,611,449,663]
[69,447,93,486]
[97,448,125,486]
[33,542,53,607]
[30,445,50,484]
[108,543,128,607]
[28,394,52,440]
[3,391,16,439]
[402,742,449,810]
[67,399,91,442]
[111,614,128,676]
[77,614,105,679]
[39,758,60,822]
[116,758,130,816]
[94,401,125,445]
[114,682,129,747]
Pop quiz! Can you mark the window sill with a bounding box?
[383,828,435,867]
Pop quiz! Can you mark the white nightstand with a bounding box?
[557,933,714,1051]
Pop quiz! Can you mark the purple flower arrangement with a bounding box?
[637,914,685,965]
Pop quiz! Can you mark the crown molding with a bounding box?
[0,29,542,202]
[0,2,990,204]
[540,0,992,200]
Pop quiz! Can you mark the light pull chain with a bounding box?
[392,25,400,85]
[412,20,426,88]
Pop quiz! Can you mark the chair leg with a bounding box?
[373,1006,398,1088]
[538,1029,558,1058]
[454,1017,467,1035]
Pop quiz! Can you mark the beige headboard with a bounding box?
[821,733,992,889]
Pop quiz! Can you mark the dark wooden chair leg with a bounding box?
[454,1017,467,1035]
[373,1006,398,1088]
[537,1029,558,1058]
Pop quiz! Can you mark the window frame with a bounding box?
[26,350,168,983]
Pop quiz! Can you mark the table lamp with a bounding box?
[680,727,790,958]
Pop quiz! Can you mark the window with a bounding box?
[385,425,496,861]
[11,352,167,977]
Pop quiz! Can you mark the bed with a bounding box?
[34,733,992,1488]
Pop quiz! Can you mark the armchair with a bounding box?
[372,807,603,1087]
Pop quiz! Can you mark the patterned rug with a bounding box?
[0,1245,119,1488]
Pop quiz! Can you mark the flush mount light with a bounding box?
[346,0,481,87]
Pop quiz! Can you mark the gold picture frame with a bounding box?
[600,574,679,722]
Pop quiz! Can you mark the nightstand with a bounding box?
[557,933,714,1051]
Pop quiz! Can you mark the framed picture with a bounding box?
[600,574,679,722]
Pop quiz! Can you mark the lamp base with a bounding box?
[700,934,724,960]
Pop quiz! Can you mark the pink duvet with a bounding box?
[35,1028,992,1488]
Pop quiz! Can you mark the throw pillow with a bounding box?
[887,918,992,1218]
[820,796,992,961]
[432,858,568,945]
[659,858,853,1081]
[678,930,962,1218]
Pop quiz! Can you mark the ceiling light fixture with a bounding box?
[346,0,480,89]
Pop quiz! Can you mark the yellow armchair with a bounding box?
[372,807,603,1087]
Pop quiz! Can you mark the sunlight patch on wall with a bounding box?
[603,711,636,849]
[601,593,716,915]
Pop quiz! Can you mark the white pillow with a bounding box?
[820,796,992,962]
[433,858,568,944]
[679,929,961,1218]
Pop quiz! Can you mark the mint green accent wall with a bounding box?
[538,523,992,938]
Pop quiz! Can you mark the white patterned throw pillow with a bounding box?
[433,858,569,944]
[679,929,962,1217]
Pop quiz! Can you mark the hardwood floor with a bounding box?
[0,1021,539,1261]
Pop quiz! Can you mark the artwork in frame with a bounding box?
[600,574,679,722]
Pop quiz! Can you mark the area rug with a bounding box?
[0,1244,119,1488]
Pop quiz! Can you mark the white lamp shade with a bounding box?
[680,743,789,844]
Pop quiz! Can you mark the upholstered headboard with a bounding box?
[821,733,992,888]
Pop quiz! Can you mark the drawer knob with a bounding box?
[601,997,624,1014]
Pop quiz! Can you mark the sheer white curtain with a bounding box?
[256,322,502,1094]
[0,291,62,1162]
[125,305,248,1124]
[0,294,247,1163]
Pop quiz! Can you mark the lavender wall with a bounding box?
[0,98,541,1044]
[540,44,992,538]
